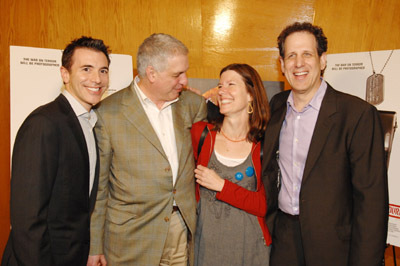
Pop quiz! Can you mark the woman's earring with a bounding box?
[247,101,254,114]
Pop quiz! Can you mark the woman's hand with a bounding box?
[194,165,225,192]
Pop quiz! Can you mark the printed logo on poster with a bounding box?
[389,204,400,219]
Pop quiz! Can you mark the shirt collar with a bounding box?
[62,90,97,125]
[287,78,327,112]
[62,89,89,116]
[134,75,179,110]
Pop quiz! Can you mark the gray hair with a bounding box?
[137,33,188,77]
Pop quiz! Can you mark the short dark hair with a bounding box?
[62,36,111,71]
[277,22,327,58]
[214,64,270,143]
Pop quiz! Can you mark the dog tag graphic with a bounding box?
[366,73,384,105]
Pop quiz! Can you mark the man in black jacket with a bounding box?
[2,36,110,266]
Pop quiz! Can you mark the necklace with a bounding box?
[220,129,247,142]
[366,50,394,105]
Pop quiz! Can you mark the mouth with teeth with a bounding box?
[294,71,308,76]
[87,87,102,93]
[220,99,233,105]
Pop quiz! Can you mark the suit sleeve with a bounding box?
[10,114,59,266]
[192,94,207,124]
[348,105,388,266]
[90,112,112,255]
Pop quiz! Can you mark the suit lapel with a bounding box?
[302,86,337,184]
[264,99,287,164]
[89,130,100,212]
[57,95,90,167]
[57,95,91,205]
[121,83,168,159]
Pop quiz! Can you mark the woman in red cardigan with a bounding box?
[191,63,271,266]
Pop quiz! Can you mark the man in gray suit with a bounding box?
[2,36,110,266]
[88,33,207,266]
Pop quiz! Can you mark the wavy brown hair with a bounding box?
[213,63,270,143]
[277,22,327,58]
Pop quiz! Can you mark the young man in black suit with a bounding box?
[2,36,110,266]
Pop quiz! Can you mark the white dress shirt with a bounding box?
[133,76,179,186]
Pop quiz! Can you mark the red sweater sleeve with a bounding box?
[216,177,267,217]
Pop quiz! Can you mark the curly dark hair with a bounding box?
[277,22,327,58]
[213,63,270,143]
[62,36,111,71]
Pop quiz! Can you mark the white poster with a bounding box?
[324,49,400,247]
[10,46,133,152]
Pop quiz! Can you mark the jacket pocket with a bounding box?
[106,207,138,225]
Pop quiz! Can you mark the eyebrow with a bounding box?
[80,64,109,70]
[173,70,185,75]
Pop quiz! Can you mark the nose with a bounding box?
[179,73,188,86]
[218,84,228,95]
[91,71,101,84]
[295,56,305,68]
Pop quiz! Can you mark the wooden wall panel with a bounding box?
[314,0,400,52]
[198,0,314,81]
[1,0,400,261]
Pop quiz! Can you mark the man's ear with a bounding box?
[320,52,327,71]
[146,66,156,83]
[279,57,285,75]
[60,66,70,84]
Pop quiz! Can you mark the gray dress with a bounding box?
[194,151,270,266]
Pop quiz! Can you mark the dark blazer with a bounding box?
[2,94,99,266]
[262,84,388,266]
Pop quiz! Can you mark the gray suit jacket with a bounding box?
[90,82,207,265]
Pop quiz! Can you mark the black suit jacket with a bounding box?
[262,84,388,266]
[2,94,99,266]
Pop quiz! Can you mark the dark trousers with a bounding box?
[270,210,306,266]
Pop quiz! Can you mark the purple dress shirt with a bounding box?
[278,80,327,215]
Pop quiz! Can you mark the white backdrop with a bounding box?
[324,49,400,247]
[10,45,133,152]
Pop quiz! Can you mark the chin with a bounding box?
[218,108,229,115]
[89,97,102,105]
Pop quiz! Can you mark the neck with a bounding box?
[292,85,320,111]
[137,78,165,109]
[221,116,249,140]
[64,87,92,111]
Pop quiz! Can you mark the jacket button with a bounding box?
[172,189,176,194]
[164,217,170,222]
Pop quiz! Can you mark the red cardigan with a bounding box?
[191,121,272,246]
